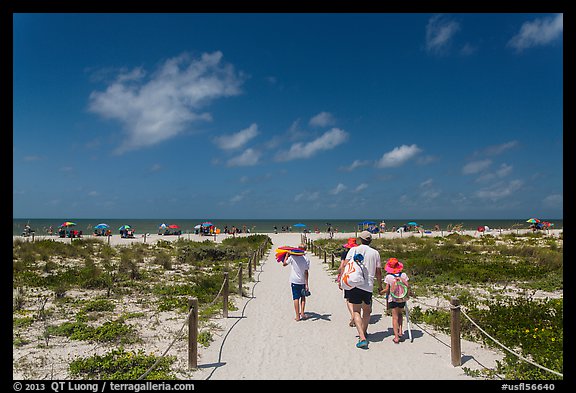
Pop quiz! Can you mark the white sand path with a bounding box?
[190,233,504,380]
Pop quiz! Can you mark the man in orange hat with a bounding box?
[337,237,358,327]
[342,231,383,349]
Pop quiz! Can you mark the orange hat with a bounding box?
[385,257,404,274]
[343,238,358,248]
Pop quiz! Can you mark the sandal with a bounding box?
[356,339,369,349]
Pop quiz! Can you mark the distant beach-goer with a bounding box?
[343,231,383,349]
[282,243,311,321]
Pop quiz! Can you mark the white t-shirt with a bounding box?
[286,254,310,284]
[344,244,381,293]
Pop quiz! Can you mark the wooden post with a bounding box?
[253,250,258,271]
[188,297,198,369]
[450,297,461,366]
[323,250,326,263]
[248,254,252,279]
[238,262,243,296]
[223,272,229,318]
[331,253,335,268]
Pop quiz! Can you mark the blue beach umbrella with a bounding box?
[293,223,306,227]
[407,221,418,226]
[118,225,131,231]
[94,223,109,229]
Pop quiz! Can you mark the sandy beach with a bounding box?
[13,229,562,380]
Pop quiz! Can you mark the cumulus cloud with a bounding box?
[294,191,320,202]
[375,144,422,168]
[214,123,259,150]
[309,111,335,127]
[508,14,563,52]
[462,159,492,175]
[425,14,460,54]
[355,183,368,192]
[278,128,348,161]
[88,51,244,154]
[474,179,523,201]
[227,148,260,167]
[330,183,347,195]
[482,140,519,156]
[340,159,371,172]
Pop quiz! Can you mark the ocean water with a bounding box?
[12,218,563,236]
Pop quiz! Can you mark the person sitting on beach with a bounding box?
[282,243,311,321]
[381,257,410,344]
[343,231,383,349]
[337,237,359,328]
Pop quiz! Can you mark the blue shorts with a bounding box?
[291,283,306,300]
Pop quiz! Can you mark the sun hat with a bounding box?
[385,257,404,274]
[359,230,372,242]
[343,237,358,248]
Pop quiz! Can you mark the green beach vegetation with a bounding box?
[13,235,271,380]
[314,232,563,380]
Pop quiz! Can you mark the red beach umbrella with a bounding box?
[168,224,180,229]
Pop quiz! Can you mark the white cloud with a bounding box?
[508,13,563,52]
[482,140,518,156]
[375,144,422,168]
[227,148,260,167]
[340,159,371,172]
[294,191,320,202]
[462,159,492,175]
[89,51,244,154]
[278,128,348,161]
[543,193,563,208]
[309,112,335,127]
[330,183,347,195]
[214,123,259,150]
[425,14,460,54]
[355,183,368,192]
[474,179,523,201]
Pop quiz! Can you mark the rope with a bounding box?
[311,240,562,378]
[401,297,563,377]
[136,240,268,380]
[459,308,563,378]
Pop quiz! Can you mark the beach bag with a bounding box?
[340,251,366,290]
[389,273,409,302]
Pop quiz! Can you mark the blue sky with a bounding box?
[12,13,563,219]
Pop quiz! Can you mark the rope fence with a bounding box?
[304,235,563,379]
[136,237,270,379]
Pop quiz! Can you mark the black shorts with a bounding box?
[344,289,351,299]
[388,301,405,309]
[348,287,372,305]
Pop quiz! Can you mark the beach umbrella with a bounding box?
[60,221,76,227]
[118,225,131,231]
[202,222,213,227]
[293,223,306,227]
[159,223,167,228]
[94,223,109,229]
[526,218,540,224]
[407,221,418,226]
[194,224,201,229]
[168,224,180,229]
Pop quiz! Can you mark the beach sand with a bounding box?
[13,229,562,380]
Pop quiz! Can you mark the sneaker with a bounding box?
[356,339,369,349]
